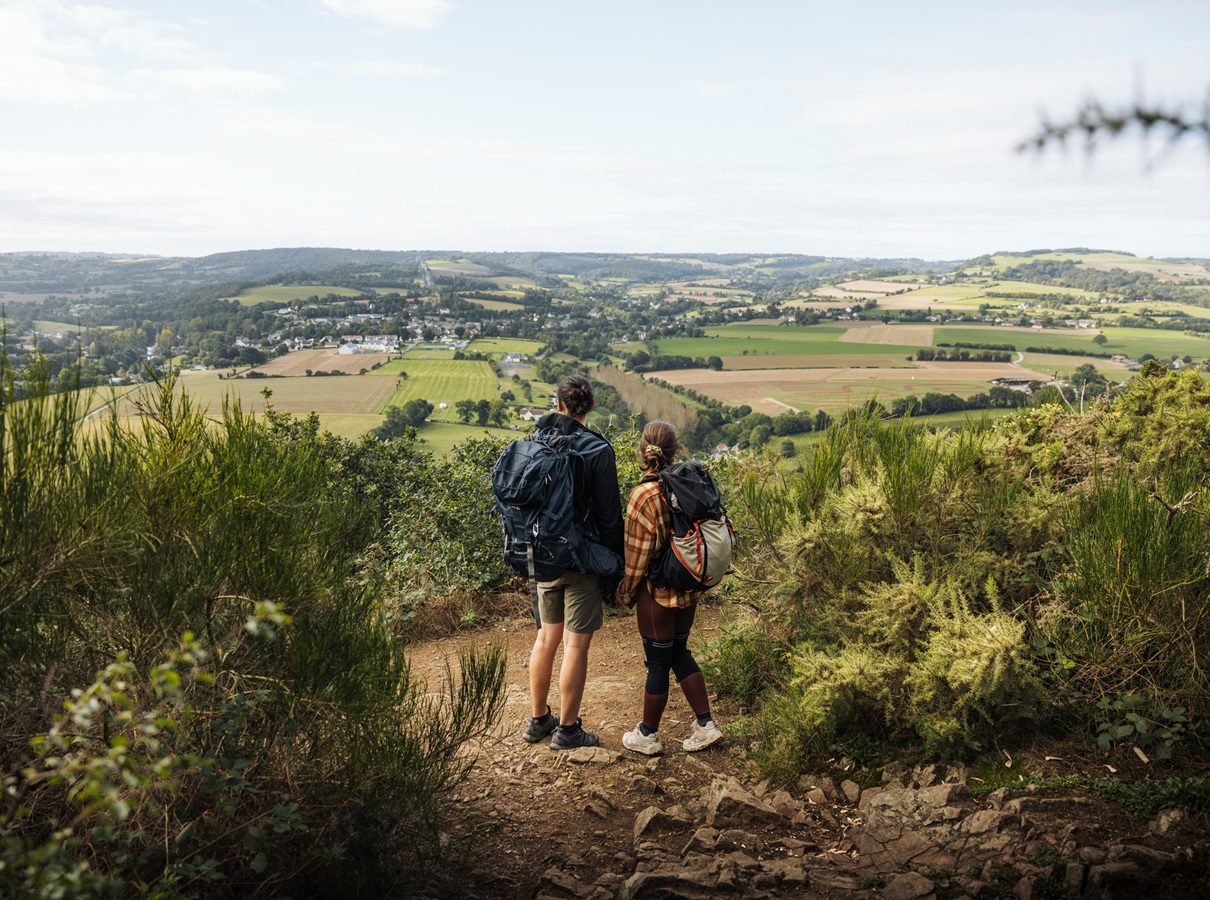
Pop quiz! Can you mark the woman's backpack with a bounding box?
[647,461,736,592]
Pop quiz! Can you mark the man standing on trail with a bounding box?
[523,375,624,750]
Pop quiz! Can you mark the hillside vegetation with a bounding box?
[6,257,1210,894]
[715,363,1210,782]
[0,355,509,897]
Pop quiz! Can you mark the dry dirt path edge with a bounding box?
[407,602,749,896]
[407,602,1210,899]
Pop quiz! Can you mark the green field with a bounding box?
[426,258,492,275]
[102,365,500,434]
[931,325,1098,353]
[379,359,498,409]
[1018,352,1122,381]
[411,421,516,456]
[1119,301,1210,318]
[979,280,1098,298]
[396,348,458,360]
[989,251,1206,273]
[465,297,525,311]
[651,325,915,359]
[934,324,1210,361]
[467,338,545,356]
[224,285,365,306]
[776,406,1019,456]
[33,320,87,333]
[1097,327,1210,360]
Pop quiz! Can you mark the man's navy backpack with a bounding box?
[492,427,621,624]
[647,461,736,593]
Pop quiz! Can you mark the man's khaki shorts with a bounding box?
[536,569,604,634]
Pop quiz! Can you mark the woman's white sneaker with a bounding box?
[622,724,664,756]
[683,719,723,752]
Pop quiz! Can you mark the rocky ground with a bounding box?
[408,602,1209,899]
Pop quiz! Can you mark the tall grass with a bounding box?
[1,352,506,896]
[1048,467,1210,717]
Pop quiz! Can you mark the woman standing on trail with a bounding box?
[615,421,723,755]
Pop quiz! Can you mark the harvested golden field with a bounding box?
[838,324,934,345]
[658,362,1050,416]
[868,292,976,309]
[910,360,1049,378]
[667,279,731,288]
[1082,260,1209,281]
[113,371,398,418]
[252,349,393,376]
[812,286,884,301]
[721,353,918,370]
[839,280,924,293]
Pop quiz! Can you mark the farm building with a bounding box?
[990,376,1035,392]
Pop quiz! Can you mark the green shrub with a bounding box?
[749,558,1046,779]
[0,358,507,895]
[382,435,513,620]
[752,647,904,785]
[905,583,1045,756]
[1043,467,1210,728]
[699,610,787,706]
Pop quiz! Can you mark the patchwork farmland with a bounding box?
[223,285,366,306]
[377,359,499,410]
[113,370,398,418]
[657,363,1052,417]
[252,348,392,376]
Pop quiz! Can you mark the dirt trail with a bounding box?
[407,600,746,897]
[407,602,1210,899]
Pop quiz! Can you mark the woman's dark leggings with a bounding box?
[634,582,711,731]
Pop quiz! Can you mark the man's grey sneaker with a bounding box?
[549,718,600,750]
[523,711,558,744]
[622,724,663,756]
[683,719,723,752]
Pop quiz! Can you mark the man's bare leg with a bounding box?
[557,629,594,725]
[529,622,564,718]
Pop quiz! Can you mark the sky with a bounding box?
[1,0,1207,261]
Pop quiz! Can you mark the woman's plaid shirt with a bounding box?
[617,479,695,609]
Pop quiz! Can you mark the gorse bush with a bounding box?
[749,559,1046,779]
[1,356,506,896]
[721,373,1210,781]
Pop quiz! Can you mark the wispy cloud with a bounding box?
[315,60,441,78]
[0,2,117,103]
[0,1,262,105]
[66,4,194,58]
[150,67,284,97]
[318,0,451,29]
